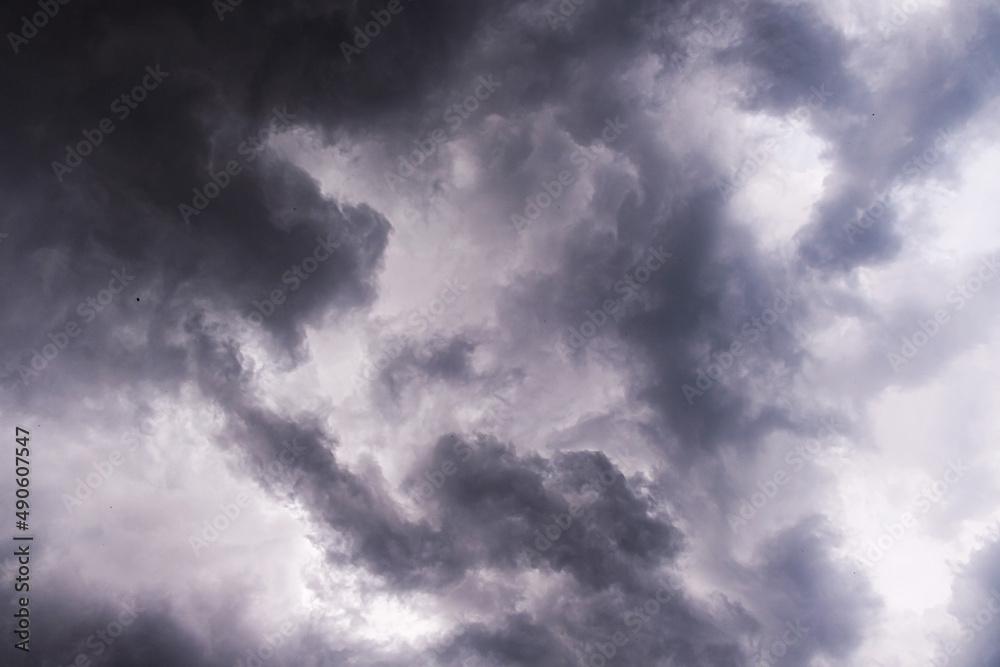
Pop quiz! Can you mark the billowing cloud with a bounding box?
[3,0,1000,665]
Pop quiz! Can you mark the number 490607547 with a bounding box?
[15,427,29,517]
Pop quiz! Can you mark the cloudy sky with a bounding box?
[2,0,1000,665]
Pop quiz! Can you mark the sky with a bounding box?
[1,0,1000,666]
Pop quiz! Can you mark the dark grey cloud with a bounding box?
[3,0,999,664]
[748,515,881,663]
[938,535,1000,667]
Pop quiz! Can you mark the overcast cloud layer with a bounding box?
[2,0,1000,666]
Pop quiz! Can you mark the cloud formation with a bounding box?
[3,0,1000,665]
